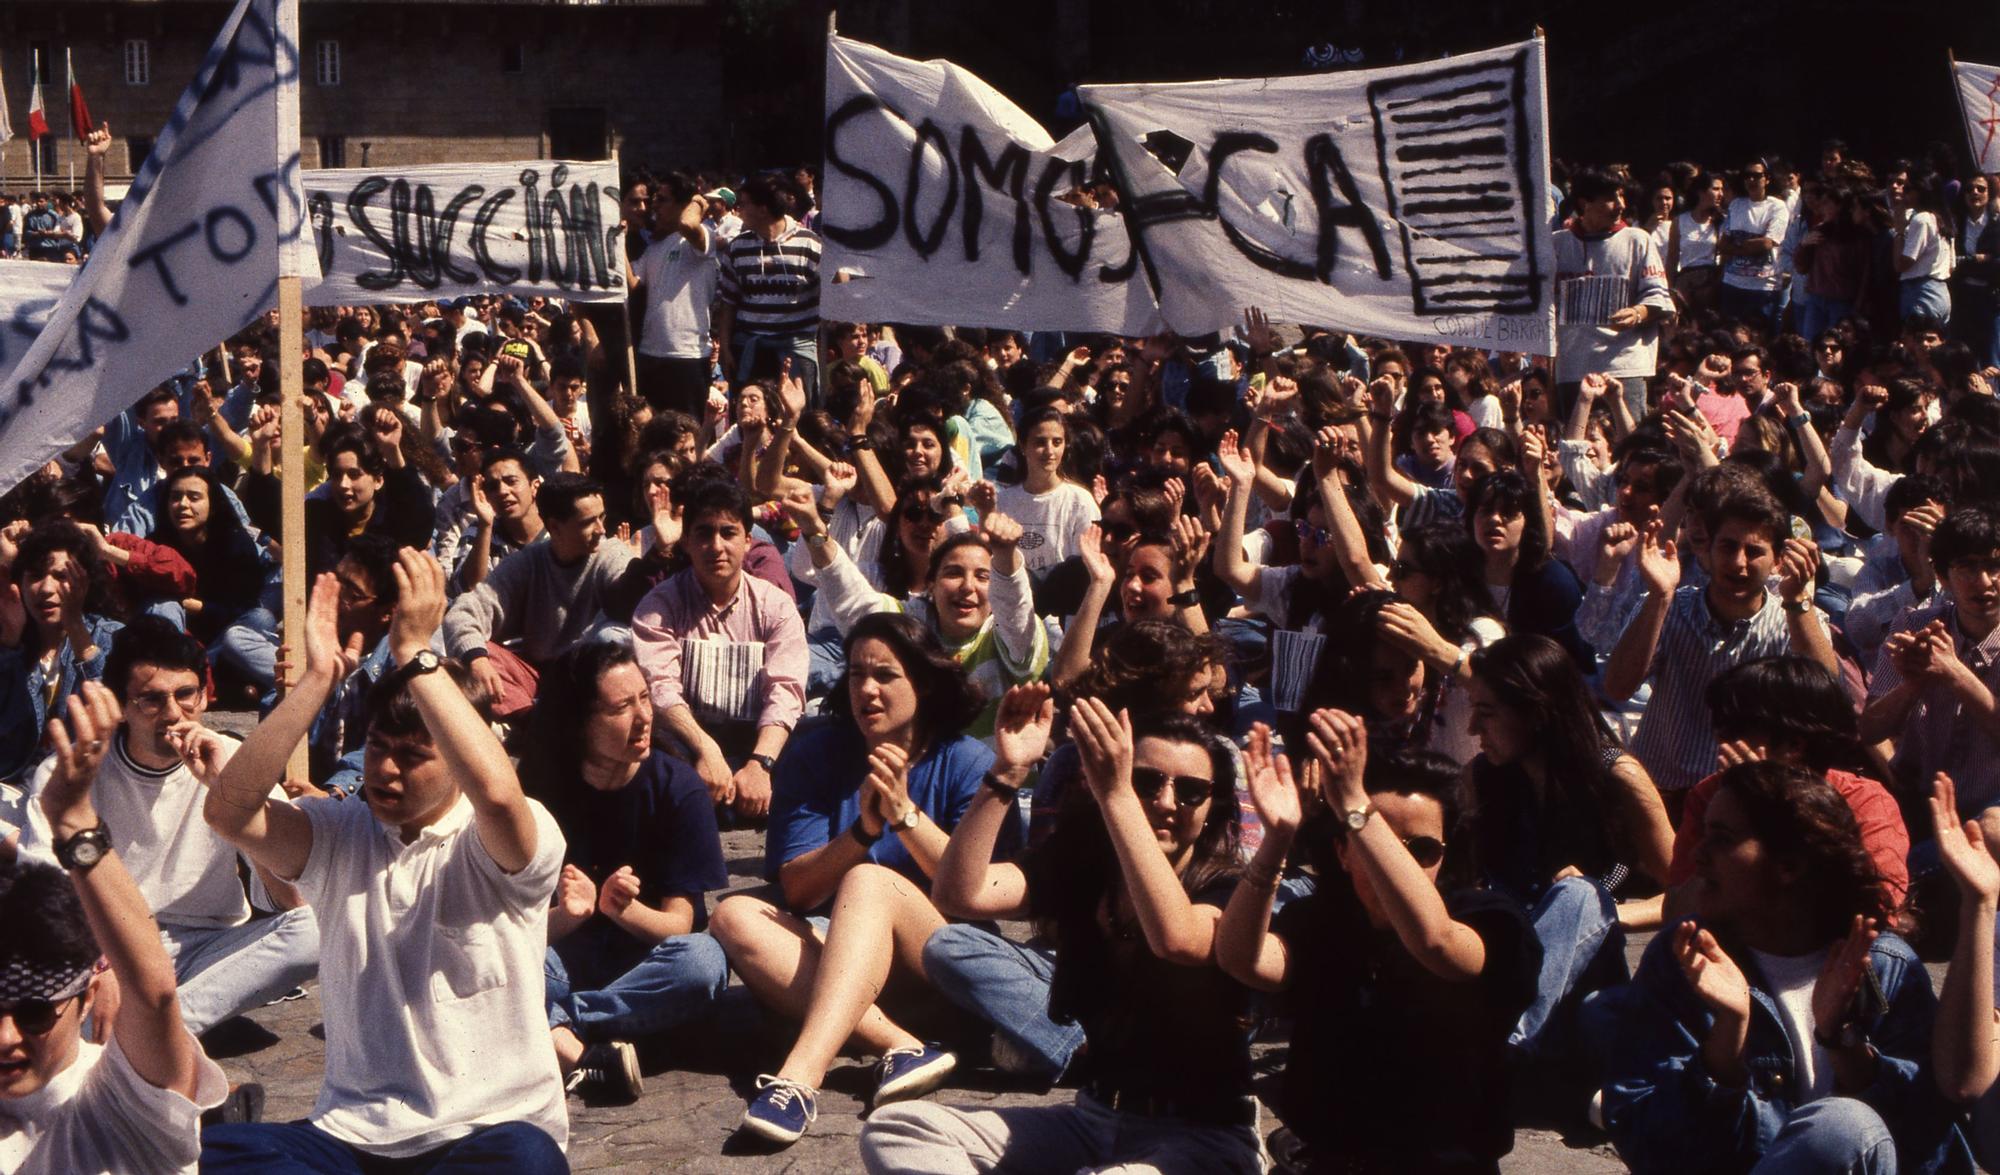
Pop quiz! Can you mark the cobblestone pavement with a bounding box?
[198,813,1628,1173]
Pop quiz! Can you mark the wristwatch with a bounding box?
[54,824,112,873]
[1341,803,1376,833]
[850,820,883,848]
[1780,597,1812,615]
[892,807,922,832]
[1167,588,1201,608]
[1813,1020,1866,1051]
[747,752,776,772]
[805,530,831,549]
[389,649,444,690]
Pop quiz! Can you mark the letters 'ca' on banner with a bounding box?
[819,35,1165,337]
[1081,39,1557,353]
[1954,60,2000,175]
[304,160,627,307]
[0,0,314,497]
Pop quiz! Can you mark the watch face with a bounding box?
[1344,808,1370,831]
[69,837,106,868]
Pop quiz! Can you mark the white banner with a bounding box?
[819,35,1164,336]
[1082,40,1556,352]
[1955,60,2000,175]
[0,260,80,377]
[0,0,313,495]
[303,159,627,307]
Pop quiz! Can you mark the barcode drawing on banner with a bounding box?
[1367,49,1543,316]
[1556,274,1631,327]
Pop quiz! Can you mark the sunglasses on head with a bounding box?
[1131,766,1213,810]
[0,992,82,1036]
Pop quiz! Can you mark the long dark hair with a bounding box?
[1396,523,1496,644]
[1071,619,1226,716]
[153,465,254,571]
[1712,760,1889,944]
[1465,468,1550,577]
[522,640,640,799]
[1466,635,1623,879]
[825,612,983,749]
[877,472,949,597]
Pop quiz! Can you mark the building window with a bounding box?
[314,40,341,87]
[318,135,347,168]
[123,39,150,86]
[126,135,153,172]
[502,43,525,73]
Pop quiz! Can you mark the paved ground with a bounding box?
[196,817,1627,1173]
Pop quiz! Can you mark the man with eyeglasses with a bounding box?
[1863,506,2000,848]
[1715,156,1792,332]
[0,681,227,1173]
[17,619,319,1037]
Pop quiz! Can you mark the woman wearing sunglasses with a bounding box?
[1595,761,1971,1174]
[2,683,227,1173]
[872,696,1258,1172]
[1464,634,1671,1087]
[1215,709,1541,1175]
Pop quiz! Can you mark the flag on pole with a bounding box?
[1954,58,2000,174]
[0,51,14,145]
[67,48,93,141]
[0,0,315,495]
[25,54,47,139]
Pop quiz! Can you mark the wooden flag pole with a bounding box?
[278,274,307,783]
[613,144,643,414]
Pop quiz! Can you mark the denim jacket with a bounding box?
[1597,920,1971,1175]
[5,615,123,782]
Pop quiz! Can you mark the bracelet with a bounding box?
[848,434,875,451]
[849,820,882,848]
[1786,412,1811,430]
[1368,410,1393,422]
[982,771,1021,799]
[1168,587,1201,608]
[1244,865,1283,891]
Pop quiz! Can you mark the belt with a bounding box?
[1080,1081,1259,1128]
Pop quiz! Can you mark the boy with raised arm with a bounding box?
[199,551,570,1174]
[1,682,226,1174]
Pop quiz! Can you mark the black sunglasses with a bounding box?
[1097,521,1137,543]
[0,993,80,1036]
[1401,835,1448,868]
[1388,558,1417,579]
[1132,766,1213,810]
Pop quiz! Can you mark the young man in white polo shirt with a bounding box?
[199,550,570,1173]
[1,682,227,1175]
[19,617,320,1036]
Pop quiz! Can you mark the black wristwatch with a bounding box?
[747,752,776,773]
[1167,588,1201,608]
[54,824,113,873]
[387,649,444,691]
[982,770,1021,799]
[849,820,883,848]
[849,434,875,451]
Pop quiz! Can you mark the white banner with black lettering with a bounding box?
[0,0,313,495]
[1081,40,1556,352]
[1955,60,2000,174]
[303,159,627,307]
[0,260,80,377]
[819,35,1165,336]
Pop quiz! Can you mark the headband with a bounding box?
[0,955,95,1004]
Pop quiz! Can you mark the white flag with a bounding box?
[819,35,1164,336]
[1955,60,2000,175]
[0,0,313,495]
[1082,40,1557,352]
[0,49,14,145]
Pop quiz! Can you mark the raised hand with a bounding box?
[557,864,597,921]
[1597,520,1640,586]
[822,461,859,507]
[303,573,364,682]
[1070,696,1134,802]
[39,682,123,827]
[1374,600,1455,668]
[1078,524,1114,586]
[84,124,112,158]
[469,471,496,527]
[1162,477,1186,515]
[864,742,915,826]
[982,510,1023,551]
[1368,376,1397,417]
[1169,514,1210,583]
[969,478,999,519]
[1811,915,1880,1033]
[1636,521,1681,596]
[1216,428,1255,482]
[387,548,448,663]
[1241,306,1281,356]
[1716,739,1767,769]
[991,683,1055,776]
[1243,723,1304,838]
[1672,922,1752,1021]
[777,479,821,535]
[1775,537,1820,604]
[1930,774,2000,904]
[1191,464,1229,515]
[1304,708,1369,809]
[1258,375,1301,420]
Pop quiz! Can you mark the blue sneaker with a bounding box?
[739,1075,817,1145]
[874,1044,957,1105]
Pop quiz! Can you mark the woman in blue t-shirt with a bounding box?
[712,612,998,1148]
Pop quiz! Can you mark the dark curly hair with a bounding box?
[11,520,109,642]
[1071,619,1226,715]
[826,612,983,746]
[1713,760,1889,943]
[1706,656,1860,772]
[0,855,98,975]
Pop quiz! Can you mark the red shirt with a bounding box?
[1668,766,1909,906]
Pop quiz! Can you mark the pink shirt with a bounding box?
[631,568,807,732]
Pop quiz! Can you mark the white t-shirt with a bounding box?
[22,734,262,930]
[288,792,567,1157]
[1901,211,1953,282]
[1721,196,1792,291]
[1748,946,1834,1103]
[995,481,1100,573]
[635,229,721,359]
[1675,212,1718,270]
[0,1034,226,1175]
[1430,615,1507,765]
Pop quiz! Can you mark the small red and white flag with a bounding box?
[26,55,47,139]
[67,49,92,141]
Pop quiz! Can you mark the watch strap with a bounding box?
[982,771,1021,799]
[849,820,882,848]
[386,651,444,694]
[54,823,112,872]
[748,752,776,772]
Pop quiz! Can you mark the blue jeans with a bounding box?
[1900,277,1951,326]
[216,606,281,694]
[1718,283,1781,332]
[1511,875,1627,1066]
[201,1119,568,1173]
[731,332,820,407]
[1750,1097,1897,1174]
[545,931,729,1042]
[922,923,1083,1081]
[164,907,320,1035]
[805,625,846,697]
[861,1093,1263,1175]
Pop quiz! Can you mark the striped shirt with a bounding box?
[1626,585,1820,792]
[719,217,822,337]
[1869,597,2000,816]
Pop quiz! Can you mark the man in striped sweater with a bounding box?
[716,173,824,408]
